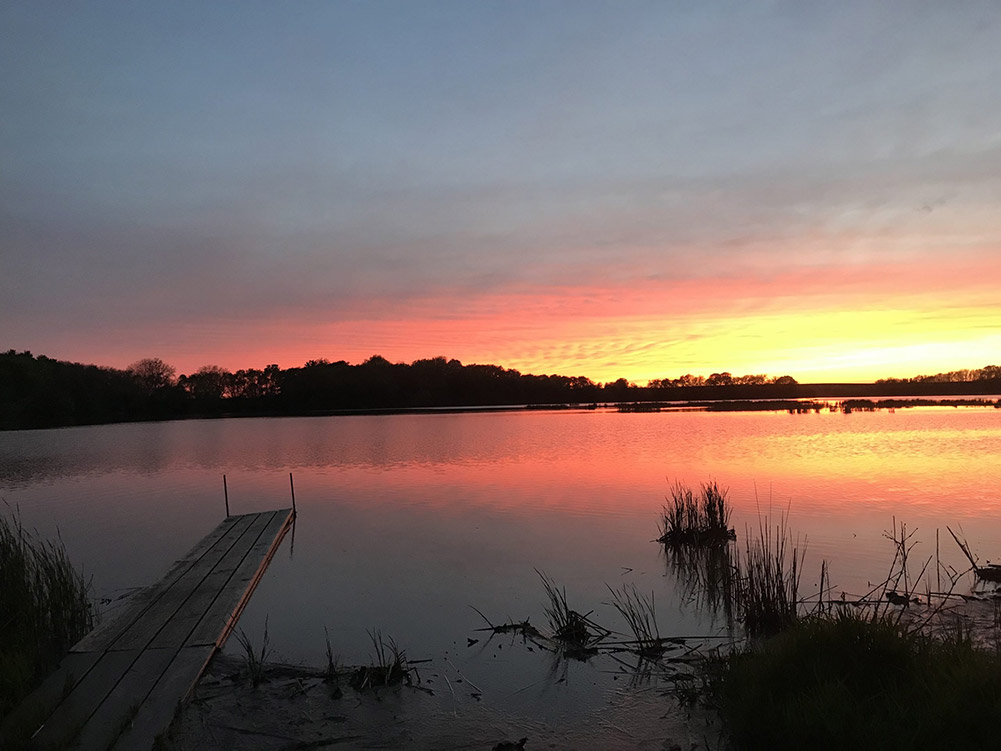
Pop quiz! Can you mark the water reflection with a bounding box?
[664,541,738,629]
[1,408,1001,722]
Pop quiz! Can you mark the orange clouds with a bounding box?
[145,249,1001,385]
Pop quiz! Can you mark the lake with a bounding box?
[2,405,1001,739]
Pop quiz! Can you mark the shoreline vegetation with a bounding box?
[2,349,1000,431]
[0,507,94,722]
[6,480,1001,748]
[658,489,1001,749]
[167,484,1001,750]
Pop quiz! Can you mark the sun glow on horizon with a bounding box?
[43,291,999,387]
[14,239,999,385]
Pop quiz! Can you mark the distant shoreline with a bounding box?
[4,350,1000,430]
[4,389,999,433]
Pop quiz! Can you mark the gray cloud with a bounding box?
[3,1,1000,371]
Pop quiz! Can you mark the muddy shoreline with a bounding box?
[160,654,713,751]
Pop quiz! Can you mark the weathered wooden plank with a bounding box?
[0,652,101,747]
[5,509,292,751]
[73,514,255,654]
[69,647,177,751]
[108,514,266,652]
[186,508,293,648]
[110,645,215,751]
[147,511,279,649]
[29,650,140,749]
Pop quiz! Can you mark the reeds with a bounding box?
[234,617,271,687]
[1,507,94,715]
[688,512,1001,748]
[661,493,801,636]
[658,481,735,546]
[537,570,608,657]
[948,525,1001,583]
[348,629,412,689]
[737,515,803,636]
[607,584,663,657]
[704,608,1001,750]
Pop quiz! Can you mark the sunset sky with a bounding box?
[3,2,999,384]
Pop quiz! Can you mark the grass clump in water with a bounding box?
[537,570,608,658]
[0,507,94,717]
[607,584,664,658]
[704,609,1001,751]
[736,515,803,636]
[348,630,413,690]
[658,481,735,546]
[234,617,271,688]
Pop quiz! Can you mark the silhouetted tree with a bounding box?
[677,374,705,387]
[229,364,281,399]
[180,365,232,400]
[603,377,632,399]
[706,372,734,387]
[127,358,176,393]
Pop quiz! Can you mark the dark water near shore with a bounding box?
[2,407,1000,736]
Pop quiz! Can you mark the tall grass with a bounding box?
[234,617,271,687]
[348,630,412,689]
[537,570,608,657]
[658,481,735,546]
[0,507,94,716]
[705,608,1001,750]
[607,584,663,657]
[683,512,1001,748]
[737,516,803,636]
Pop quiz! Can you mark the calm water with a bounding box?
[3,407,1001,731]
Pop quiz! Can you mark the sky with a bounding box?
[2,1,1000,384]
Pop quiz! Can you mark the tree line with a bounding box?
[876,365,1001,384]
[3,349,999,430]
[648,372,798,388]
[1,351,606,429]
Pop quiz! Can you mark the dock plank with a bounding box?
[30,650,140,748]
[110,646,215,751]
[70,647,178,751]
[109,514,266,652]
[0,652,101,745]
[187,509,293,648]
[147,510,279,649]
[73,514,256,654]
[2,508,293,751]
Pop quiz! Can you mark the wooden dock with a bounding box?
[1,508,294,750]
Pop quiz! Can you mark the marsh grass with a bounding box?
[234,617,271,687]
[348,630,412,690]
[607,584,664,658]
[687,514,1001,749]
[658,482,735,546]
[737,515,803,636]
[0,506,94,717]
[705,608,1001,750]
[537,570,609,658]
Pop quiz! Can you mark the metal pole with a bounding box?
[223,474,230,517]
[289,472,297,516]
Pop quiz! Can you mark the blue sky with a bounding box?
[3,2,1000,381]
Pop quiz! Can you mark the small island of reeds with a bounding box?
[657,481,736,546]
